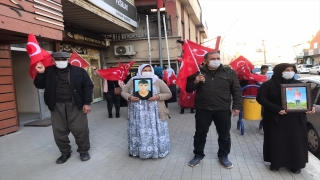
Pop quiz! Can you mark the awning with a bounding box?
[62,0,136,34]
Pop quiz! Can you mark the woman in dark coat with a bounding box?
[256,63,315,174]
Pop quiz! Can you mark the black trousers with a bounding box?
[50,102,90,155]
[193,109,231,157]
[104,92,121,114]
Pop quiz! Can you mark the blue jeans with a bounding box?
[193,109,231,157]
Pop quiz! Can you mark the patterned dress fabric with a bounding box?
[127,87,171,158]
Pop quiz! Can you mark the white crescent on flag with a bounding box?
[115,69,123,78]
[71,59,82,67]
[172,80,176,84]
[27,42,41,57]
[236,61,245,68]
[193,49,207,56]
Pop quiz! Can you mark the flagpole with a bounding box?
[185,40,200,73]
[146,15,152,65]
[162,14,170,69]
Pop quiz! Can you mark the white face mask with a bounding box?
[208,60,221,68]
[282,71,295,79]
[142,72,153,78]
[55,61,68,69]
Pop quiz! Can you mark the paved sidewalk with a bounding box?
[0,101,319,180]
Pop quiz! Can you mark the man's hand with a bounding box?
[194,74,205,84]
[148,95,160,101]
[306,107,315,114]
[232,109,240,117]
[278,110,287,115]
[129,96,139,102]
[82,105,91,114]
[35,62,45,73]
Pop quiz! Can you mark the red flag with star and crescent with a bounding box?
[118,61,135,80]
[168,73,177,86]
[26,34,54,79]
[176,41,199,91]
[163,69,169,84]
[229,56,267,82]
[96,68,123,81]
[186,39,218,65]
[69,52,90,69]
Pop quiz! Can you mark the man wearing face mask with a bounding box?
[34,52,93,164]
[186,52,242,168]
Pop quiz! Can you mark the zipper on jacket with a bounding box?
[68,69,75,103]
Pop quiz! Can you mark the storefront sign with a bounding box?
[65,28,107,47]
[88,0,137,27]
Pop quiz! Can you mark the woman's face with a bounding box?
[138,83,149,92]
[142,66,152,73]
[283,67,294,72]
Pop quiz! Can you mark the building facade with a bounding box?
[104,0,208,73]
[303,30,320,65]
[0,0,137,135]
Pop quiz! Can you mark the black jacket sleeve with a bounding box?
[230,70,242,110]
[186,72,200,93]
[34,73,46,89]
[81,69,94,105]
[256,82,284,113]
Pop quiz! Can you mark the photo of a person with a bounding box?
[133,78,152,100]
[285,87,307,109]
[294,89,302,108]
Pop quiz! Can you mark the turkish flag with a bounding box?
[176,42,199,91]
[118,61,135,80]
[157,0,163,8]
[229,55,254,73]
[186,40,217,65]
[96,68,123,81]
[168,73,177,86]
[163,69,169,84]
[178,90,195,108]
[26,34,54,79]
[230,56,267,83]
[69,52,90,68]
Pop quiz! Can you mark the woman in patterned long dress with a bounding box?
[121,64,172,158]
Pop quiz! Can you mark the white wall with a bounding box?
[12,51,40,113]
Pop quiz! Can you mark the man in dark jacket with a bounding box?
[34,52,93,164]
[186,52,242,168]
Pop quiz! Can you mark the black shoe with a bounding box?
[116,113,120,118]
[188,155,204,167]
[108,114,113,118]
[190,109,195,113]
[180,108,184,114]
[56,154,71,164]
[80,152,90,161]
[289,168,301,174]
[270,165,279,171]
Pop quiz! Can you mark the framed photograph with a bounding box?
[133,78,153,100]
[281,83,312,112]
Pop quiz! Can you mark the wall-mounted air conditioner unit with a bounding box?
[114,45,136,56]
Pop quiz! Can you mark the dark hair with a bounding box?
[138,79,148,85]
[260,65,269,70]
[204,52,220,60]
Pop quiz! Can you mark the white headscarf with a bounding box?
[132,64,159,83]
[166,68,175,77]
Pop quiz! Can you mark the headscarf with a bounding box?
[166,68,175,77]
[272,63,297,84]
[154,66,163,79]
[132,64,159,83]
